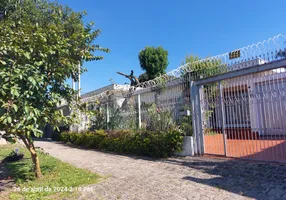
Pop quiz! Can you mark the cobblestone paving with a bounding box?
[35,141,286,200]
[0,159,15,200]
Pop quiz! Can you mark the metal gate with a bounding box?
[192,59,286,163]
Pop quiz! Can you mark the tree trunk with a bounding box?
[19,135,43,178]
[29,146,43,179]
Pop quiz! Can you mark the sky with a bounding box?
[58,0,286,94]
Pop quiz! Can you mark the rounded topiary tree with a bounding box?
[138,46,169,82]
[0,0,109,178]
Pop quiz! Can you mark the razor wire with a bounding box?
[80,34,286,104]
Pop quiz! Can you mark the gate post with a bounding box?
[190,81,204,155]
[218,81,227,156]
[190,81,198,155]
[197,84,205,155]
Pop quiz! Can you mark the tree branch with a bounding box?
[18,134,30,149]
[117,72,131,79]
[117,70,140,86]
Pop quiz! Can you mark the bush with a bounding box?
[51,132,61,141]
[3,148,24,162]
[56,130,182,158]
[59,131,71,143]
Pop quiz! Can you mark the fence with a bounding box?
[77,34,286,163]
[84,75,192,133]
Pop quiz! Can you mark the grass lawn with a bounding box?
[0,144,101,200]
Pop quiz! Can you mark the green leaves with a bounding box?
[28,77,37,87]
[10,87,20,97]
[33,128,43,137]
[24,106,30,114]
[0,0,108,143]
[138,46,169,81]
[23,52,31,59]
[12,104,18,112]
[0,114,12,125]
[0,60,6,65]
[7,116,12,123]
[183,55,227,80]
[59,129,183,158]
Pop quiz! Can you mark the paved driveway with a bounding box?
[35,141,286,200]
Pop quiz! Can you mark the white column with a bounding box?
[190,81,199,155]
[138,94,142,129]
[106,103,110,129]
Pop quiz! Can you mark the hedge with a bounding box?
[55,130,183,158]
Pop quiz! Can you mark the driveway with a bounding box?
[35,141,286,200]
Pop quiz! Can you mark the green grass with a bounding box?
[0,144,101,200]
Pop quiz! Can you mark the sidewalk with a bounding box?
[35,140,286,200]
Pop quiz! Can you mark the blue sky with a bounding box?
[58,0,286,94]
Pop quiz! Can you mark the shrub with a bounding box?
[56,130,182,158]
[143,103,177,132]
[51,132,61,141]
[3,148,24,162]
[59,131,71,143]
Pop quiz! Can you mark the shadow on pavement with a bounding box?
[36,139,286,199]
[165,157,286,199]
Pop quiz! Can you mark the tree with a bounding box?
[182,54,226,80]
[0,0,109,178]
[183,54,200,64]
[138,46,169,82]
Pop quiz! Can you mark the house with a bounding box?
[203,58,286,138]
[60,84,130,133]
[52,58,286,138]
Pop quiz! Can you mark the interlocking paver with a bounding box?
[35,141,286,200]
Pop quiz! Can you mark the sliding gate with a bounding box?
[195,59,286,163]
